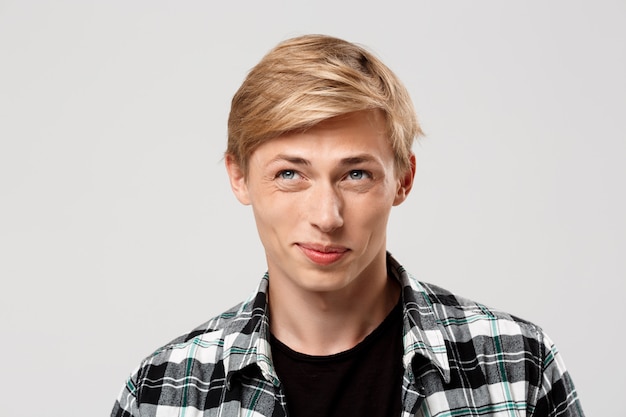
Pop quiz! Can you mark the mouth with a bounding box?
[296,243,349,266]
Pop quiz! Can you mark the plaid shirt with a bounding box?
[112,254,584,417]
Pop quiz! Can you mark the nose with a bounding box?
[308,183,344,233]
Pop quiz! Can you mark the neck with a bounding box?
[268,257,400,356]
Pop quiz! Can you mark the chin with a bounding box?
[294,268,356,293]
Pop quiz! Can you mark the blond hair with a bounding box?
[227,34,422,175]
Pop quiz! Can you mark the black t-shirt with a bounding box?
[270,300,404,417]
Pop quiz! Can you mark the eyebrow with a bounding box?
[338,154,379,166]
[269,153,380,167]
[269,154,311,166]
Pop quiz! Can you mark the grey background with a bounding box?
[1,1,624,416]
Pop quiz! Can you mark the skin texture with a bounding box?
[226,110,415,354]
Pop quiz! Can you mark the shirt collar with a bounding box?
[386,253,451,383]
[220,274,281,388]
[221,254,451,387]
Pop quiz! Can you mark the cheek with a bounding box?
[346,193,394,227]
[251,196,298,232]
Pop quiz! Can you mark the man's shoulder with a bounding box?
[112,288,273,415]
[413,279,544,343]
[396,274,583,416]
[135,298,255,373]
[171,301,246,342]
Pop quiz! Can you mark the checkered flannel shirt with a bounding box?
[111,254,584,417]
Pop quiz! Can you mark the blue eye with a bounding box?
[278,170,297,180]
[348,170,367,180]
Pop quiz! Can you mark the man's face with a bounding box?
[226,110,414,296]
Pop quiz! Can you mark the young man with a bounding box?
[112,35,584,417]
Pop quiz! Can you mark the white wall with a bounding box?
[1,1,623,415]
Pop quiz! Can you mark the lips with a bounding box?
[297,243,349,266]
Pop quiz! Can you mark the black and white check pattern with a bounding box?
[111,254,584,417]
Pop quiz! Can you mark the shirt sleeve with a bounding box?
[110,370,141,417]
[531,331,585,417]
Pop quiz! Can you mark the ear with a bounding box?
[225,154,251,205]
[393,153,416,206]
